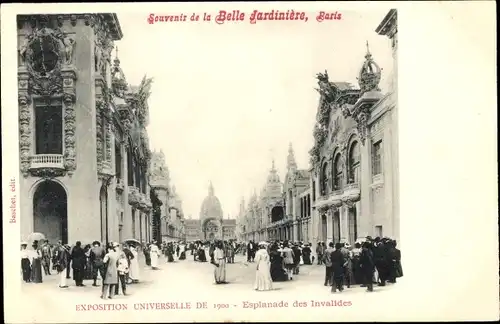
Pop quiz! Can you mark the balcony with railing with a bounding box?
[343,183,361,201]
[30,154,64,170]
[128,186,141,206]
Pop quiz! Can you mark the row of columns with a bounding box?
[316,202,361,245]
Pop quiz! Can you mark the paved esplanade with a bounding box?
[17,253,402,322]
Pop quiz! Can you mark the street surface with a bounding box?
[14,251,405,323]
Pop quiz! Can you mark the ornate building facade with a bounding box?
[309,9,399,251]
[236,10,398,247]
[18,13,154,244]
[237,147,311,243]
[149,150,185,242]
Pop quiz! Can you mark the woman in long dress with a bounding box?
[30,241,43,283]
[179,243,186,260]
[144,244,151,266]
[128,246,140,283]
[269,244,288,282]
[166,243,175,262]
[213,241,227,284]
[254,243,273,291]
[198,244,207,262]
[150,241,160,269]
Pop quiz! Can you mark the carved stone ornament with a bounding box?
[340,103,351,119]
[96,100,104,172]
[355,111,369,145]
[20,24,77,96]
[62,67,77,176]
[30,168,66,178]
[99,174,113,186]
[18,93,32,177]
[342,198,356,208]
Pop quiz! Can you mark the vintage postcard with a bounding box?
[1,2,498,323]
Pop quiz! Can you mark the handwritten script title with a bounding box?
[148,10,342,25]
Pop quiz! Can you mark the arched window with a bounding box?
[321,161,329,195]
[348,141,360,184]
[333,154,343,190]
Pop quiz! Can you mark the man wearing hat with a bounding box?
[102,242,119,299]
[41,240,52,276]
[54,243,70,288]
[90,241,106,287]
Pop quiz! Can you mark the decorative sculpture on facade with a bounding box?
[17,16,78,178]
[315,70,336,103]
[18,93,31,177]
[358,42,382,94]
[61,36,76,65]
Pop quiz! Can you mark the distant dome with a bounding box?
[200,182,223,220]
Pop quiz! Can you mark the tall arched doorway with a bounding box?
[203,218,219,240]
[100,186,109,244]
[271,206,284,222]
[33,180,68,244]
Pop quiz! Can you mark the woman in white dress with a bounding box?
[254,243,273,291]
[128,246,140,282]
[150,241,160,270]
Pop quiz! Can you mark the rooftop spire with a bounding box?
[208,181,214,196]
[358,40,381,93]
[287,142,298,171]
[114,46,120,65]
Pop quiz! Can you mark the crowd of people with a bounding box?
[21,236,402,295]
[20,239,142,298]
[242,237,403,292]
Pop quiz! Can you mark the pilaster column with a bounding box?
[383,123,395,239]
[293,222,298,242]
[359,138,372,238]
[122,143,132,238]
[340,205,349,243]
[107,177,117,243]
[326,209,333,244]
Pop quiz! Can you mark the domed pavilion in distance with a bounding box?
[183,182,236,241]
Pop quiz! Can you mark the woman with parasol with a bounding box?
[30,240,43,283]
[27,233,45,283]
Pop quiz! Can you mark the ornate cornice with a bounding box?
[17,14,123,40]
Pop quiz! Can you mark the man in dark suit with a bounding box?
[388,239,402,283]
[90,241,106,287]
[330,243,345,292]
[360,241,375,292]
[247,240,256,262]
[322,242,335,286]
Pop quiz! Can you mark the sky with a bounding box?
[114,7,394,219]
